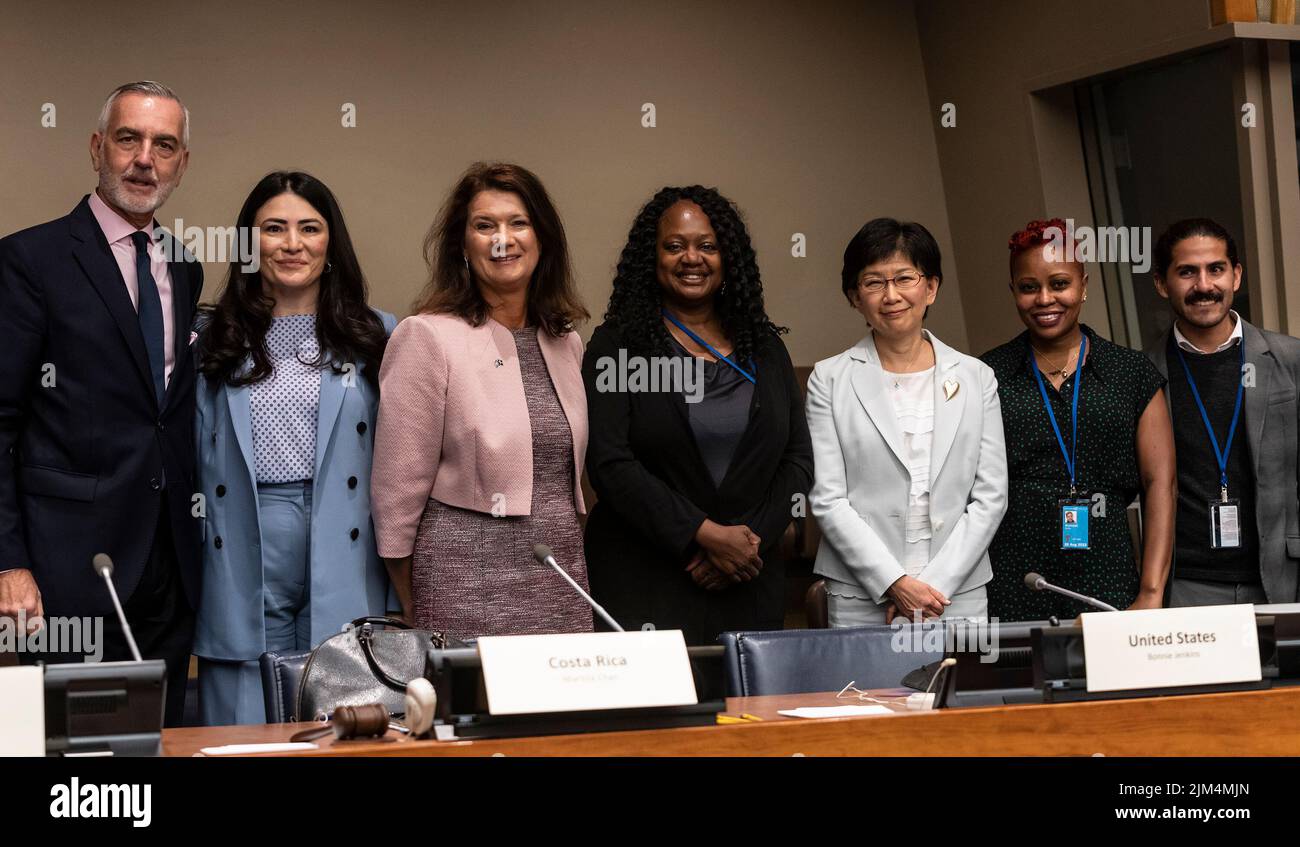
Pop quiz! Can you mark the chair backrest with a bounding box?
[718,625,943,697]
[258,650,312,723]
[805,579,828,629]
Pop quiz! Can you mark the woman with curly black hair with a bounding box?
[582,186,813,645]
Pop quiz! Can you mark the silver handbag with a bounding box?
[297,616,455,720]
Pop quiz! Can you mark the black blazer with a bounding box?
[582,321,813,645]
[0,196,204,617]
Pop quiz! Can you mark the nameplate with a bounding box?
[1081,604,1261,693]
[477,630,698,716]
[0,666,45,756]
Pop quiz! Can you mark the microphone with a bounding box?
[92,553,143,661]
[532,543,624,632]
[1023,571,1119,613]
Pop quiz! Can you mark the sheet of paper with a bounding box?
[777,705,892,719]
[199,742,319,755]
[0,666,45,756]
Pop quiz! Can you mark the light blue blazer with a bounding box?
[192,310,398,661]
[807,330,1009,604]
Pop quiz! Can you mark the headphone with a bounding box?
[403,677,438,737]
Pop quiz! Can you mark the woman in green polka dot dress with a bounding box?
[979,219,1175,620]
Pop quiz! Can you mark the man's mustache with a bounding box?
[1185,292,1223,305]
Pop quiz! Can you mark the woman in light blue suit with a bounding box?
[807,218,1008,627]
[194,172,397,725]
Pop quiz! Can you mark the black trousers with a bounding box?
[24,503,195,728]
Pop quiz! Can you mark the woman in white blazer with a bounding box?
[807,218,1008,626]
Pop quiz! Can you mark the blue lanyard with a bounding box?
[1174,338,1245,499]
[1030,333,1087,496]
[661,309,756,384]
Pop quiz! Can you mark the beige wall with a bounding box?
[914,0,1214,356]
[0,0,966,365]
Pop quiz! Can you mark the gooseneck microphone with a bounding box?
[92,553,143,661]
[532,543,625,632]
[1024,571,1119,613]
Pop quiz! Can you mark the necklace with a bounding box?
[1031,340,1079,379]
[882,336,928,390]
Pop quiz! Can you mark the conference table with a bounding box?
[164,685,1300,757]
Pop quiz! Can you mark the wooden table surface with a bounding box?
[164,685,1300,757]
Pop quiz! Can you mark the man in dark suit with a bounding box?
[0,81,203,725]
[1146,218,1300,607]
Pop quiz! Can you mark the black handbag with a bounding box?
[296,616,457,720]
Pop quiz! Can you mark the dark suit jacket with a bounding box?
[1147,320,1300,602]
[582,321,813,645]
[0,195,204,617]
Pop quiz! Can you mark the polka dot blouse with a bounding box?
[250,314,322,484]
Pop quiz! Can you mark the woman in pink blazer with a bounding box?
[371,162,592,639]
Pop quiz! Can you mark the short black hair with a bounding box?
[1153,218,1240,278]
[841,217,943,303]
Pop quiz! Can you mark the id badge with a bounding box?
[1059,498,1090,550]
[1210,499,1241,549]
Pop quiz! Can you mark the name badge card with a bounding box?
[1081,604,1260,693]
[1210,499,1241,548]
[477,630,698,715]
[0,666,45,756]
[1059,498,1090,549]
